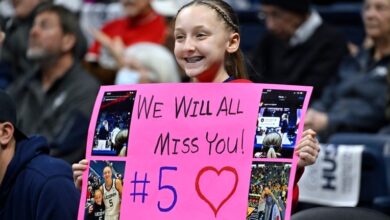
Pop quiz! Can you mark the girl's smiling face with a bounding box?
[94,190,103,205]
[174,5,239,82]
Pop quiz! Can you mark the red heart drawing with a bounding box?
[195,166,239,217]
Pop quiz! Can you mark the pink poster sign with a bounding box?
[78,83,312,220]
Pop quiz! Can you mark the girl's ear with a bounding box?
[226,32,240,53]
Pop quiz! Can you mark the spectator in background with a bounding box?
[0,90,80,220]
[84,0,167,84]
[86,185,94,203]
[0,0,46,86]
[7,4,100,164]
[0,0,88,88]
[305,0,390,140]
[114,42,181,84]
[249,0,348,101]
[0,25,9,90]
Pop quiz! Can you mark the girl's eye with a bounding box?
[196,33,207,39]
[175,34,185,41]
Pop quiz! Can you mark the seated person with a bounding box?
[84,0,167,84]
[115,42,181,84]
[305,0,390,140]
[0,90,80,220]
[7,5,100,164]
[249,0,348,101]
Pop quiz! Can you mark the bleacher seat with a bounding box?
[327,133,390,215]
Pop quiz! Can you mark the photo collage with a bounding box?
[247,89,307,220]
[86,91,136,220]
[80,87,309,220]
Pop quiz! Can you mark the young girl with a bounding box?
[173,2,318,211]
[86,189,105,220]
[73,0,319,213]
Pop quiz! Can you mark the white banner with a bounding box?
[299,144,364,206]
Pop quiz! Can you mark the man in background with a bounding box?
[250,0,348,101]
[8,4,100,164]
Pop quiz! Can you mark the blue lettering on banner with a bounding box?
[322,144,337,190]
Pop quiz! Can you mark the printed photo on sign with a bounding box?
[253,89,306,159]
[247,162,292,220]
[85,160,125,220]
[92,91,136,156]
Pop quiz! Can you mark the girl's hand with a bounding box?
[72,159,89,189]
[88,204,93,214]
[296,129,320,169]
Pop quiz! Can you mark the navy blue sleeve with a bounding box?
[36,176,81,220]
